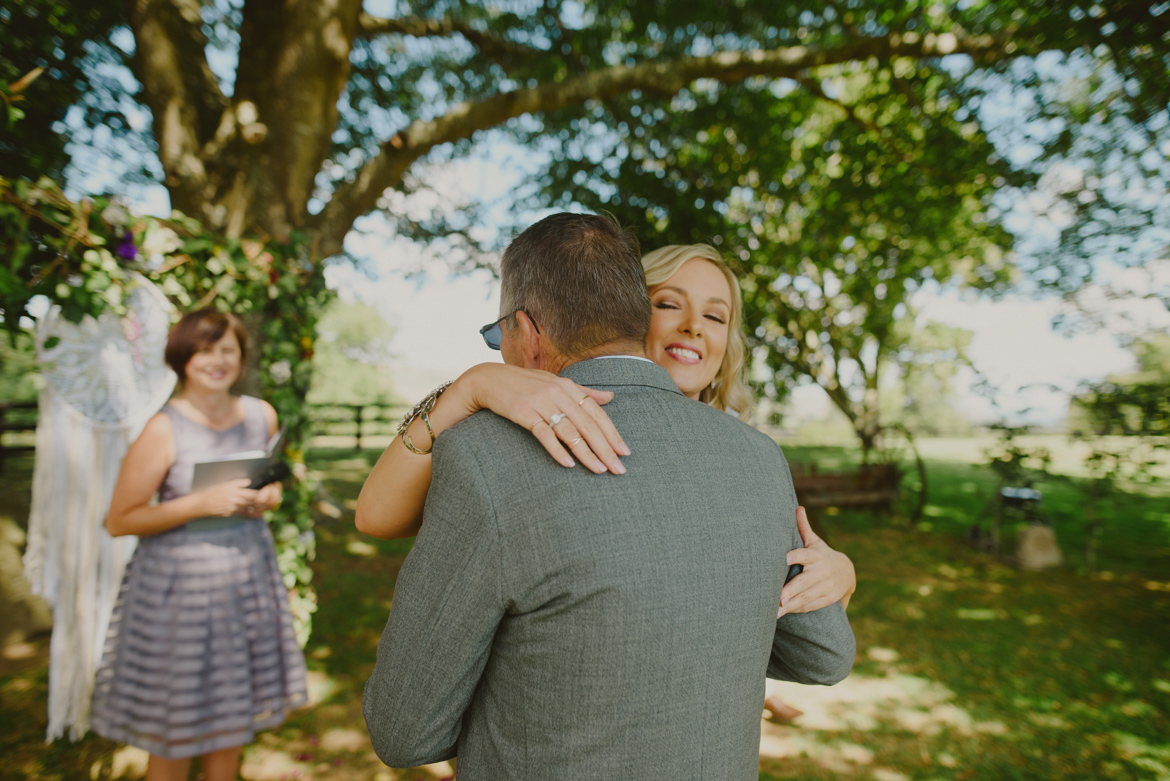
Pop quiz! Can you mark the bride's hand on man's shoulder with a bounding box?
[460,363,630,475]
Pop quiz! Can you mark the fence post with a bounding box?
[353,405,363,451]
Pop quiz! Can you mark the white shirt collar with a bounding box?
[588,355,654,364]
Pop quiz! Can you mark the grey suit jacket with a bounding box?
[364,357,855,779]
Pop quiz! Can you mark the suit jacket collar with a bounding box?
[559,356,684,396]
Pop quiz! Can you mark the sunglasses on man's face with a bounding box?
[479,308,539,350]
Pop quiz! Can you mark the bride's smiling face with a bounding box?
[645,258,732,400]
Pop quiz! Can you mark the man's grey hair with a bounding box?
[500,213,651,357]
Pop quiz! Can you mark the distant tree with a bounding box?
[1127,333,1170,382]
[1070,334,1170,571]
[307,299,398,406]
[1071,332,1170,436]
[885,321,977,438]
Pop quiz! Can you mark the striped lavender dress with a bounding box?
[91,396,308,758]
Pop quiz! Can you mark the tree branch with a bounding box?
[129,0,228,216]
[311,29,1028,257]
[542,0,586,76]
[792,74,917,161]
[358,13,544,63]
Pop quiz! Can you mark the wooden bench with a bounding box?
[790,462,901,511]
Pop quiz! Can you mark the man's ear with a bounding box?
[515,310,544,369]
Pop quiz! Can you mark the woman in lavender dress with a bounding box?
[92,309,307,781]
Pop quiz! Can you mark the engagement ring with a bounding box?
[549,412,568,427]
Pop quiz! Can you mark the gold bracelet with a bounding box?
[398,381,452,455]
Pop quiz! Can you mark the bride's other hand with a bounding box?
[464,364,630,475]
[777,506,857,617]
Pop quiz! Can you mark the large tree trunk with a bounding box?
[232,0,363,239]
[130,0,362,240]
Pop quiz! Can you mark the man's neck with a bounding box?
[540,340,646,374]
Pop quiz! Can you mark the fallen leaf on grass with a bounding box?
[1,643,35,660]
[1105,672,1135,693]
[1029,713,1072,729]
[1120,700,1156,718]
[345,539,377,557]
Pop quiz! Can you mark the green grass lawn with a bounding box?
[1,441,1168,780]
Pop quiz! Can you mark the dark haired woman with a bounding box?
[91,309,307,781]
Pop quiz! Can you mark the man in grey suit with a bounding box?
[364,213,855,779]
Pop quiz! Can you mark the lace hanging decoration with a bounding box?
[23,276,177,741]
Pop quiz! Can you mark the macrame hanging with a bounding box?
[23,275,176,742]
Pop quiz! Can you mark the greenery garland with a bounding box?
[1,176,328,644]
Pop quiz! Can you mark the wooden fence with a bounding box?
[307,403,405,450]
[0,400,37,473]
[0,402,406,467]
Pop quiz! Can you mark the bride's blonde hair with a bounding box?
[641,244,755,420]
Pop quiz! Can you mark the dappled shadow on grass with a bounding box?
[800,527,1170,780]
[0,664,121,781]
[759,661,1007,778]
[0,453,121,780]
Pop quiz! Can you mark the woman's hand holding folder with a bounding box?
[198,477,282,518]
[198,479,262,517]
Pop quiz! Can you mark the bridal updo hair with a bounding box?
[640,244,754,420]
[165,309,248,382]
